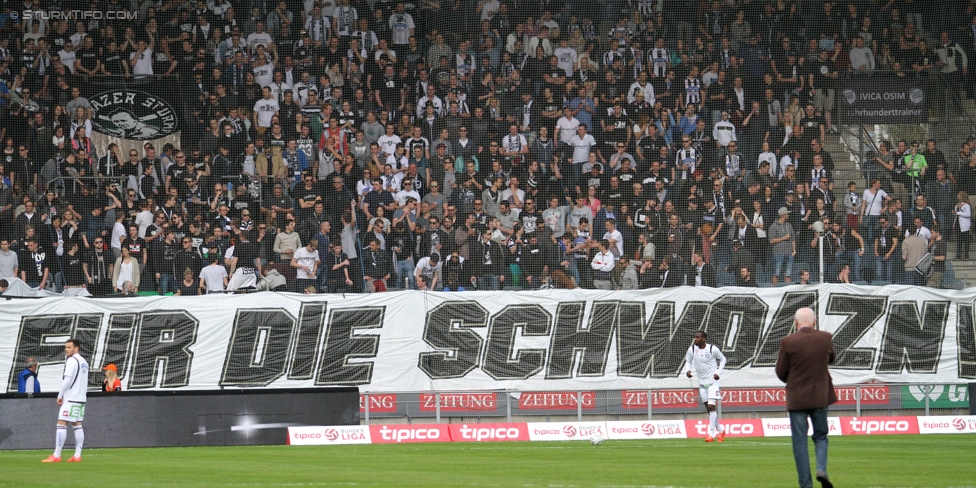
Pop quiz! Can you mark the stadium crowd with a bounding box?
[1,0,976,295]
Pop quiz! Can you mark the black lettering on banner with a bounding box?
[288,302,327,380]
[220,309,297,387]
[616,301,710,378]
[316,307,384,385]
[102,314,137,385]
[705,295,767,369]
[74,314,104,390]
[957,302,976,378]
[824,294,886,369]
[483,304,552,380]
[754,292,818,366]
[129,311,199,389]
[418,302,488,379]
[6,314,102,392]
[546,301,616,379]
[102,313,139,388]
[877,301,950,374]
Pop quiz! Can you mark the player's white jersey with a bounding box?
[59,354,90,403]
[683,343,726,387]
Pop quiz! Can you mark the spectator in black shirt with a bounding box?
[472,227,506,290]
[18,238,49,289]
[152,229,180,294]
[61,240,87,289]
[175,236,202,279]
[84,237,113,296]
[363,178,395,220]
[325,241,354,293]
[362,237,391,292]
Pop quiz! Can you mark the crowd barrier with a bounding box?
[287,415,976,445]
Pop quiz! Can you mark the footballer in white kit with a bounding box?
[43,338,89,462]
[683,331,728,442]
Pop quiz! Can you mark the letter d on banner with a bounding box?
[971,383,976,415]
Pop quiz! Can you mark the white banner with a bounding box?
[604,420,687,440]
[526,422,608,441]
[287,425,372,445]
[916,416,976,434]
[2,285,975,393]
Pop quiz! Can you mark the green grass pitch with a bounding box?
[2,435,974,487]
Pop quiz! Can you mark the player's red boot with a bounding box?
[67,457,82,462]
[704,436,714,442]
[716,431,725,442]
[41,455,62,463]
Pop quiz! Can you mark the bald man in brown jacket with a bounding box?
[776,307,837,488]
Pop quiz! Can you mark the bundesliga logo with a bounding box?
[323,428,339,441]
[562,426,577,438]
[641,423,656,436]
[952,418,967,431]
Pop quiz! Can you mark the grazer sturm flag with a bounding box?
[83,77,184,164]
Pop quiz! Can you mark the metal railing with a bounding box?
[932,73,976,144]
[359,383,970,424]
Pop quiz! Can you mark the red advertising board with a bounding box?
[833,386,891,405]
[419,392,498,412]
[621,390,699,409]
[518,391,596,410]
[621,386,891,409]
[368,424,452,443]
[685,418,764,438]
[360,394,399,413]
[448,423,530,442]
[840,416,920,435]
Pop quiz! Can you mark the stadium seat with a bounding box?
[871,280,891,286]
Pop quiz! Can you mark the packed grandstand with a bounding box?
[0,0,974,295]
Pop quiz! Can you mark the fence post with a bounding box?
[435,392,441,424]
[855,385,861,417]
[364,393,370,425]
[924,385,932,417]
[647,389,653,420]
[505,390,512,423]
[576,391,583,422]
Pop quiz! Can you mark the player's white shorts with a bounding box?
[58,401,86,422]
[227,268,257,291]
[699,383,720,403]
